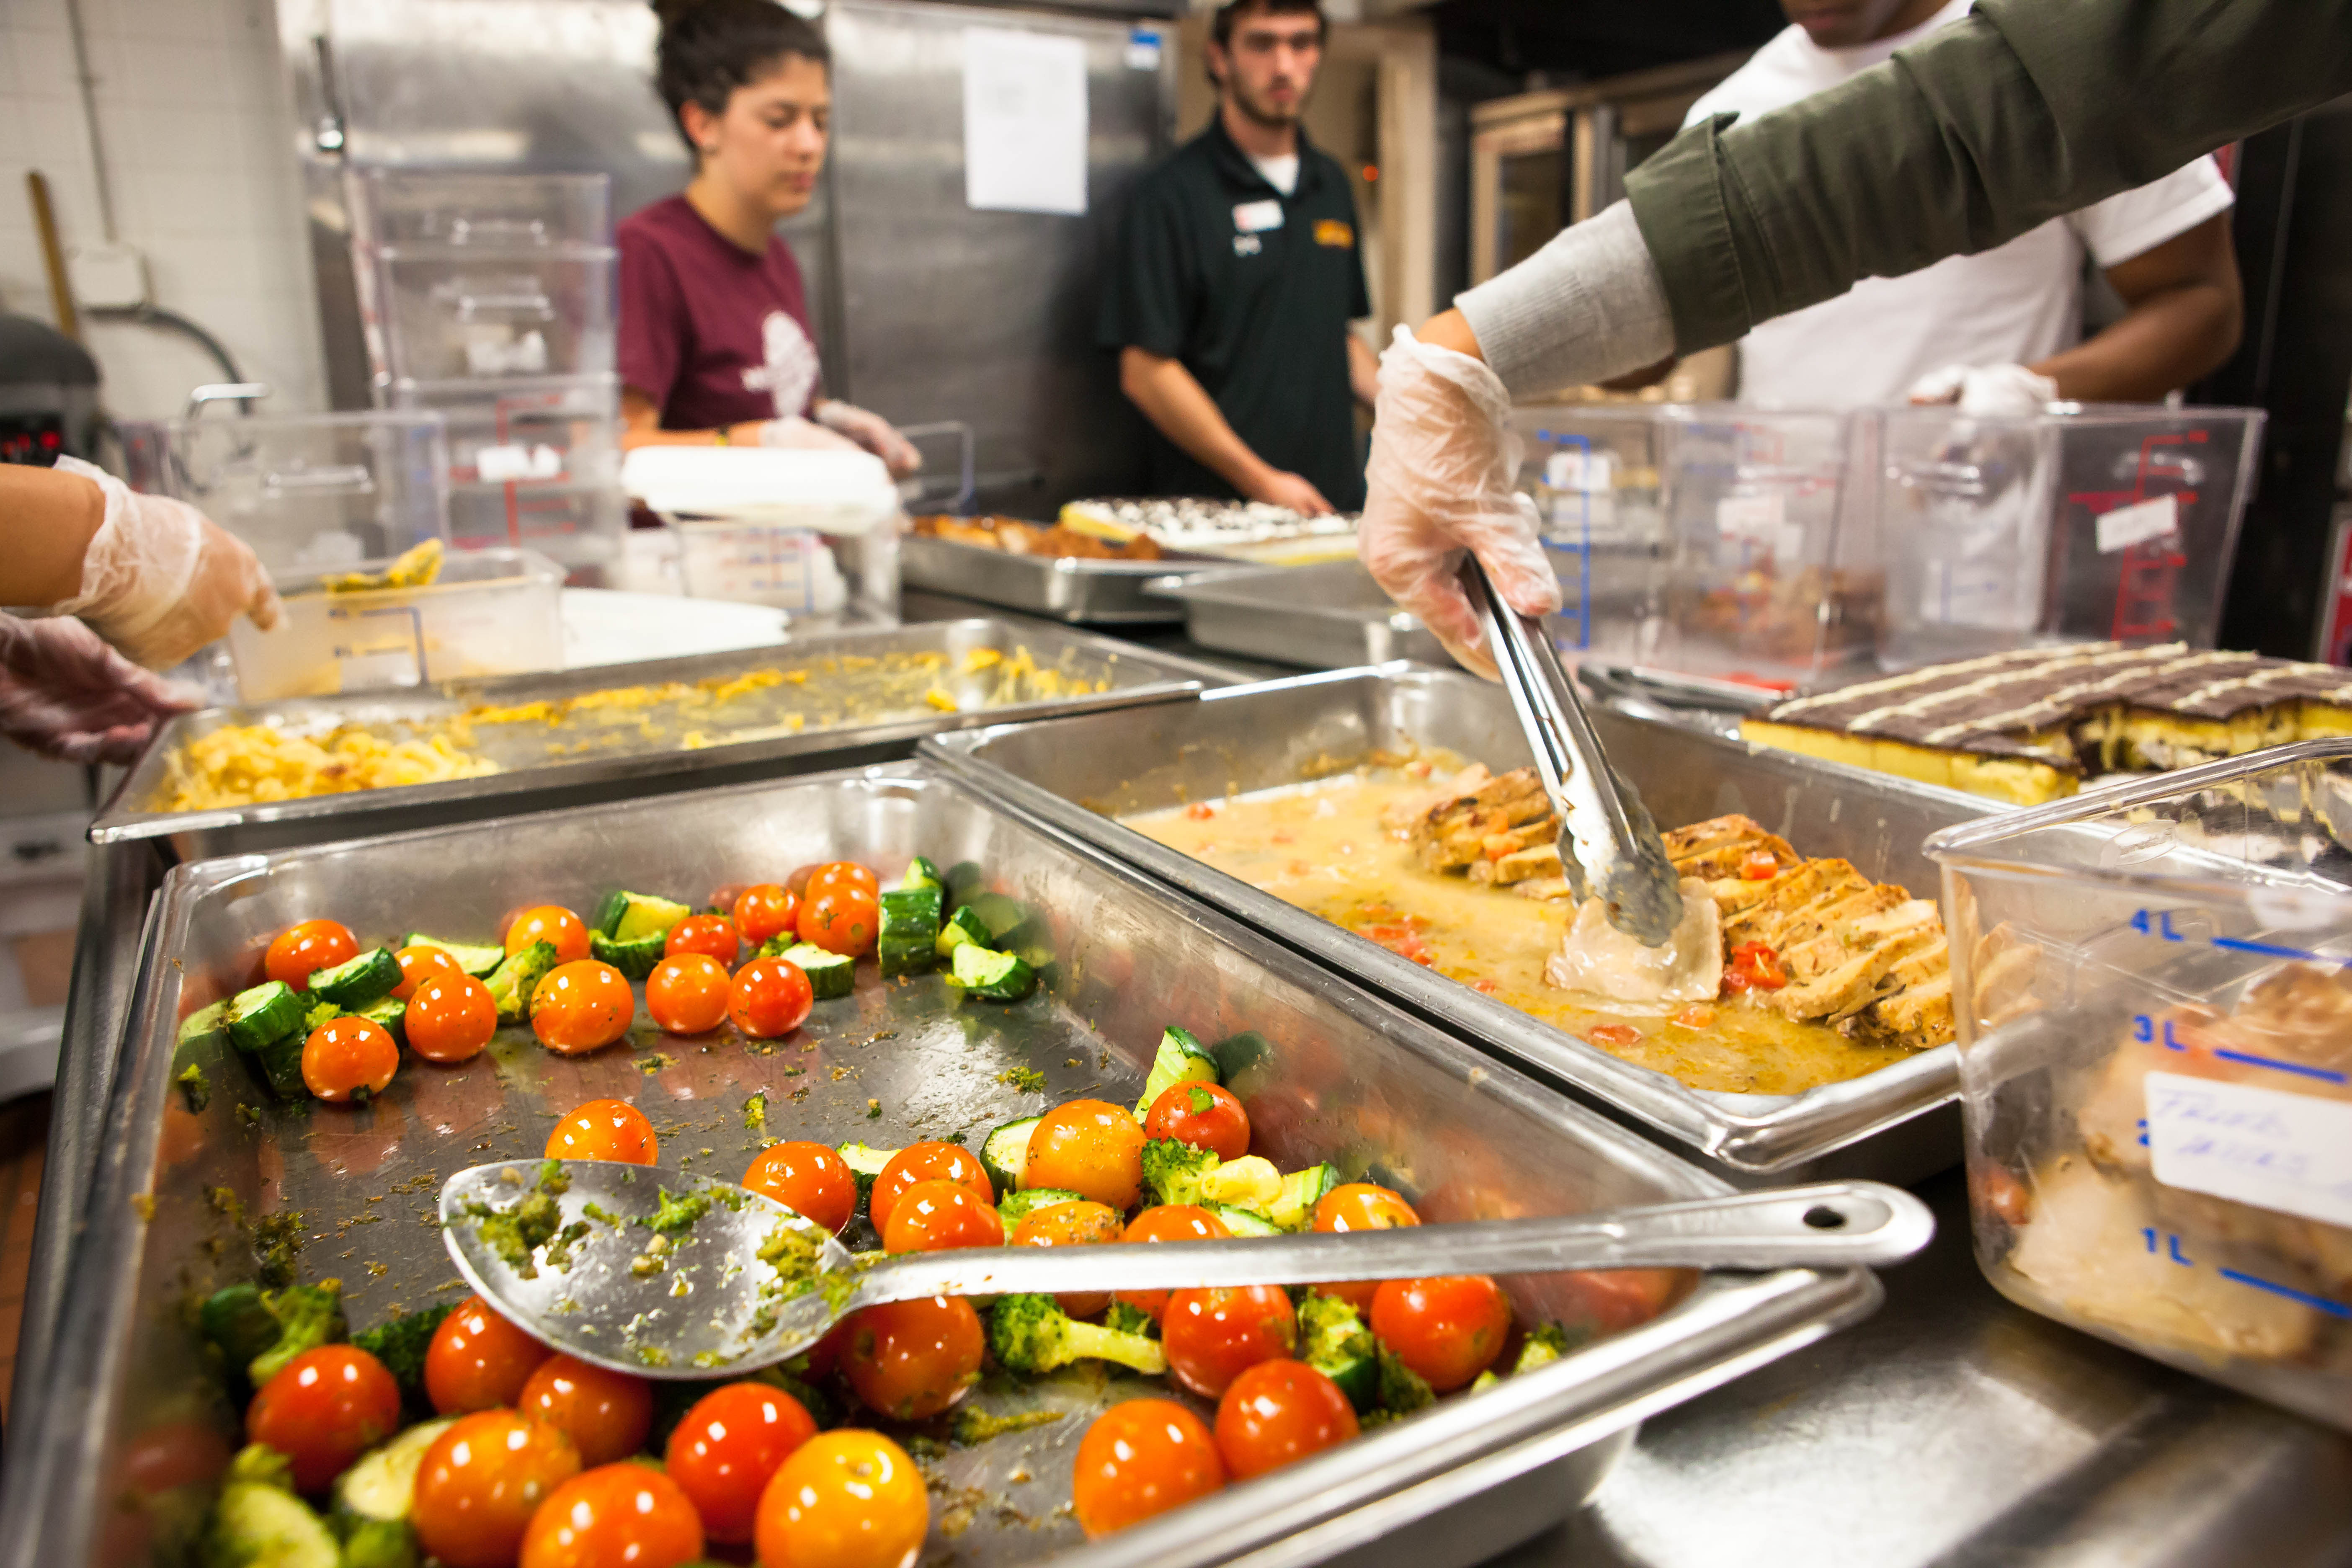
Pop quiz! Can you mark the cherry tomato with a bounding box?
[1310,1183,1421,1312]
[807,861,879,899]
[426,1294,555,1415]
[514,1355,654,1468]
[1214,1359,1358,1479]
[506,905,592,962]
[1116,1205,1230,1322]
[728,957,814,1039]
[753,1430,928,1568]
[743,1141,857,1234]
[868,1142,993,1236]
[243,1345,399,1493]
[709,882,754,914]
[1072,1399,1226,1539]
[664,1382,817,1545]
[299,1016,398,1104]
[1369,1275,1511,1392]
[407,974,498,1064]
[645,953,730,1035]
[1009,1198,1121,1318]
[794,869,878,957]
[1163,1285,1297,1399]
[413,1409,583,1568]
[544,1098,657,1165]
[664,913,740,968]
[1143,1081,1251,1161]
[518,1462,702,1568]
[881,1179,1003,1254]
[531,959,634,1054]
[392,943,464,1000]
[840,1296,983,1421]
[1021,1098,1146,1210]
[265,918,358,991]
[781,865,822,898]
[732,885,800,948]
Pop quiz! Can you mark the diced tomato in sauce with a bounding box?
[1184,802,1215,820]
[1721,941,1787,992]
[1671,1004,1716,1029]
[1740,851,1781,880]
[1589,1023,1642,1048]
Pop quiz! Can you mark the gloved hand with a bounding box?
[47,456,281,670]
[1360,324,1560,677]
[1906,363,2059,417]
[813,400,923,476]
[755,415,864,454]
[0,614,201,765]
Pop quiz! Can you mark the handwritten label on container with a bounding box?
[2146,1070,2352,1229]
[2096,493,2179,554]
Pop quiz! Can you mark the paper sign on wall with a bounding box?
[963,28,1089,217]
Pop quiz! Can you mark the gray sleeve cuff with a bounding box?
[1455,202,1676,400]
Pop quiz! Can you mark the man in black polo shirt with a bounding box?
[1098,0,1378,514]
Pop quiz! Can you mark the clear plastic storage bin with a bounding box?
[392,377,626,580]
[1927,741,2352,1431]
[1517,407,1671,665]
[349,170,612,252]
[624,447,903,623]
[227,547,565,701]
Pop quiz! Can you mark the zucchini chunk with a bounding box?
[333,1418,456,1524]
[400,934,502,977]
[1266,1162,1339,1232]
[1206,1202,1283,1238]
[995,1186,1082,1225]
[206,1480,340,1568]
[836,1142,897,1203]
[178,999,232,1054]
[898,857,944,891]
[935,905,990,958]
[484,941,558,1023]
[356,994,408,1047]
[224,981,303,1052]
[593,891,693,943]
[1133,1025,1220,1118]
[779,944,854,1000]
[877,886,943,978]
[307,948,401,1009]
[949,943,1035,1003]
[588,930,666,981]
[979,1115,1042,1196]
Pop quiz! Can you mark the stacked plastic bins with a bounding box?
[351,170,627,584]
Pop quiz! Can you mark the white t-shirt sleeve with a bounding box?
[2066,155,2236,267]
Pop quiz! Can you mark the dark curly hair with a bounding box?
[652,0,830,152]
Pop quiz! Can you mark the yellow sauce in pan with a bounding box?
[1125,776,1914,1096]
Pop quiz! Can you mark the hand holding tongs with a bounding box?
[1460,554,1684,946]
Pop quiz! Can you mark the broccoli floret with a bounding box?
[1376,1341,1433,1416]
[467,1191,561,1279]
[246,1281,347,1386]
[988,1293,1168,1377]
[350,1302,457,1416]
[1298,1293,1373,1367]
[1512,1320,1582,1375]
[1101,1300,1157,1338]
[483,940,558,1022]
[1139,1137,1220,1209]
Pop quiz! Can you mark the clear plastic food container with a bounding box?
[1927,740,2352,1430]
[226,546,565,701]
[348,169,612,252]
[364,247,616,384]
[387,373,621,490]
[1516,407,1670,666]
[624,447,903,622]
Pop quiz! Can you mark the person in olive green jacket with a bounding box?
[1360,0,2352,673]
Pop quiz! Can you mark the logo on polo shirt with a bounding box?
[1314,219,1354,248]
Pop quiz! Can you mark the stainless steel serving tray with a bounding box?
[1147,560,1450,668]
[4,761,1880,1568]
[923,664,2006,1182]
[900,534,1230,624]
[92,617,1230,861]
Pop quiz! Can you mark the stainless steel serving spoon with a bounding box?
[440,1162,1932,1379]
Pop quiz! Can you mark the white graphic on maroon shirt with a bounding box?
[741,309,821,417]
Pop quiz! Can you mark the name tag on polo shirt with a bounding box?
[1232,199,1284,234]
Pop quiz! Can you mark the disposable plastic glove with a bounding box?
[46,456,280,670]
[756,415,864,454]
[1360,324,1560,677]
[0,614,200,765]
[813,400,923,476]
[1906,363,2059,417]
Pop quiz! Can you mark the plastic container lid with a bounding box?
[622,447,900,536]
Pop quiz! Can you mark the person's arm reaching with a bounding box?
[1347,333,1380,410]
[2032,214,2243,402]
[1119,348,1333,516]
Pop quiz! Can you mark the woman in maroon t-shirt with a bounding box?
[618,0,917,472]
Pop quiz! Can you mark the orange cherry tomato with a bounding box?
[1072,1399,1226,1538]
[663,913,740,968]
[1214,1358,1359,1479]
[646,953,730,1035]
[664,1382,816,1545]
[514,1355,653,1468]
[392,943,464,1001]
[519,1462,702,1568]
[840,1296,983,1421]
[1369,1275,1512,1392]
[243,1345,400,1494]
[1009,1198,1121,1319]
[1022,1098,1146,1210]
[794,869,878,957]
[1116,1205,1231,1322]
[426,1294,555,1415]
[727,956,814,1039]
[742,1141,857,1235]
[413,1409,583,1568]
[731,885,799,948]
[1143,1081,1251,1161]
[1162,1284,1297,1399]
[265,919,358,991]
[531,959,634,1054]
[881,1179,1004,1254]
[407,974,498,1064]
[299,1016,398,1104]
[1310,1183,1421,1312]
[807,861,879,899]
[506,905,592,963]
[869,1142,994,1235]
[544,1098,657,1165]
[753,1430,928,1568]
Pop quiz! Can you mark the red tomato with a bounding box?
[807,861,879,899]
[515,1356,653,1468]
[1588,1022,1643,1049]
[840,1296,983,1421]
[1143,1081,1251,1161]
[299,1016,398,1104]
[753,1430,927,1568]
[265,919,358,991]
[392,943,464,1001]
[732,885,799,948]
[407,974,498,1064]
[664,913,740,968]
[519,1462,702,1568]
[243,1345,400,1493]
[1008,1198,1121,1319]
[742,1141,857,1234]
[869,1142,993,1235]
[1310,1183,1421,1312]
[881,1179,1004,1254]
[643,953,729,1035]
[1722,940,1787,993]
[544,1098,657,1165]
[1072,1399,1226,1538]
[426,1295,555,1415]
[531,959,634,1054]
[412,1410,583,1568]
[781,865,822,898]
[664,1382,816,1545]
[1554,1267,1681,1336]
[1022,1098,1147,1210]
[794,869,878,957]
[506,905,592,963]
[1162,1285,1297,1399]
[1117,1205,1231,1322]
[1214,1359,1358,1479]
[1369,1275,1512,1392]
[728,957,814,1040]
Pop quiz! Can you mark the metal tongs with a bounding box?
[1461,554,1684,946]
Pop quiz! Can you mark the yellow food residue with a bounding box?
[924,689,959,712]
[320,538,445,595]
[155,723,497,811]
[468,667,799,727]
[960,648,1004,674]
